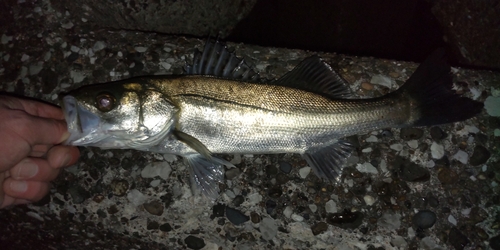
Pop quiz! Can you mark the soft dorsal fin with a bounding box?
[185,38,260,82]
[273,55,353,99]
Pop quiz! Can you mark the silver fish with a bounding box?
[60,40,483,197]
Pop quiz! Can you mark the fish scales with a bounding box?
[150,76,409,154]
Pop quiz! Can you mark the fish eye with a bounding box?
[95,92,116,112]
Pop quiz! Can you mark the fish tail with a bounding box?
[401,49,483,126]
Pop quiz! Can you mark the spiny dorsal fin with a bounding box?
[273,55,353,99]
[185,38,260,82]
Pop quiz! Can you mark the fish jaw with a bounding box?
[61,95,97,144]
[61,95,123,147]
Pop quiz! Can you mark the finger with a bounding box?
[0,172,5,208]
[47,145,80,169]
[0,196,30,209]
[10,158,60,181]
[1,95,64,120]
[2,179,50,202]
[4,109,70,145]
[29,145,52,157]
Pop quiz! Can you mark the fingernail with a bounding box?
[18,160,39,179]
[10,181,28,193]
[59,131,71,144]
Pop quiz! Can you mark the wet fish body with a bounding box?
[61,40,483,196]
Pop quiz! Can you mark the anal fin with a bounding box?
[302,140,354,181]
[184,154,235,199]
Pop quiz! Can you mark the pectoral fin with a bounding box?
[302,139,355,181]
[174,130,212,160]
[184,154,235,198]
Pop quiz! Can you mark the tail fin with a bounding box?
[401,49,483,126]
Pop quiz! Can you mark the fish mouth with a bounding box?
[60,95,102,145]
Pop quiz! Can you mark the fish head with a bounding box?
[60,80,178,150]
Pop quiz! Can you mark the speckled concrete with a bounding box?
[0,1,499,249]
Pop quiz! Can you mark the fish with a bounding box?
[60,39,484,197]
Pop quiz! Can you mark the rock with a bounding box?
[426,193,439,207]
[400,128,424,140]
[212,204,226,217]
[276,173,289,184]
[126,189,147,206]
[134,46,147,53]
[265,164,278,176]
[160,223,172,232]
[366,135,378,142]
[364,195,375,206]
[110,179,129,196]
[490,234,500,250]
[437,168,458,185]
[311,222,328,235]
[448,227,470,250]
[325,200,337,213]
[268,186,283,199]
[407,140,418,149]
[184,235,205,250]
[51,0,257,38]
[279,161,292,173]
[141,162,171,180]
[381,130,393,138]
[107,205,118,214]
[291,214,304,222]
[391,236,408,248]
[283,206,293,218]
[420,237,440,250]
[390,143,404,151]
[260,217,277,240]
[226,207,249,225]
[67,185,90,204]
[158,163,172,180]
[299,167,311,178]
[225,168,241,180]
[326,210,364,229]
[143,201,164,216]
[448,215,457,226]
[265,199,277,215]
[96,209,107,218]
[469,145,491,166]
[250,212,261,223]
[412,210,436,229]
[370,74,394,88]
[378,212,401,230]
[431,142,445,159]
[232,195,244,207]
[29,62,43,76]
[432,2,500,68]
[393,156,430,182]
[430,126,446,141]
[93,41,106,51]
[147,220,159,230]
[309,204,317,213]
[356,162,378,174]
[140,164,158,178]
[361,82,374,90]
[453,150,469,164]
[485,96,500,116]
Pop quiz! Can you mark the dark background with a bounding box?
[228,0,445,62]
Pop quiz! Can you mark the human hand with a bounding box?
[0,95,80,208]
